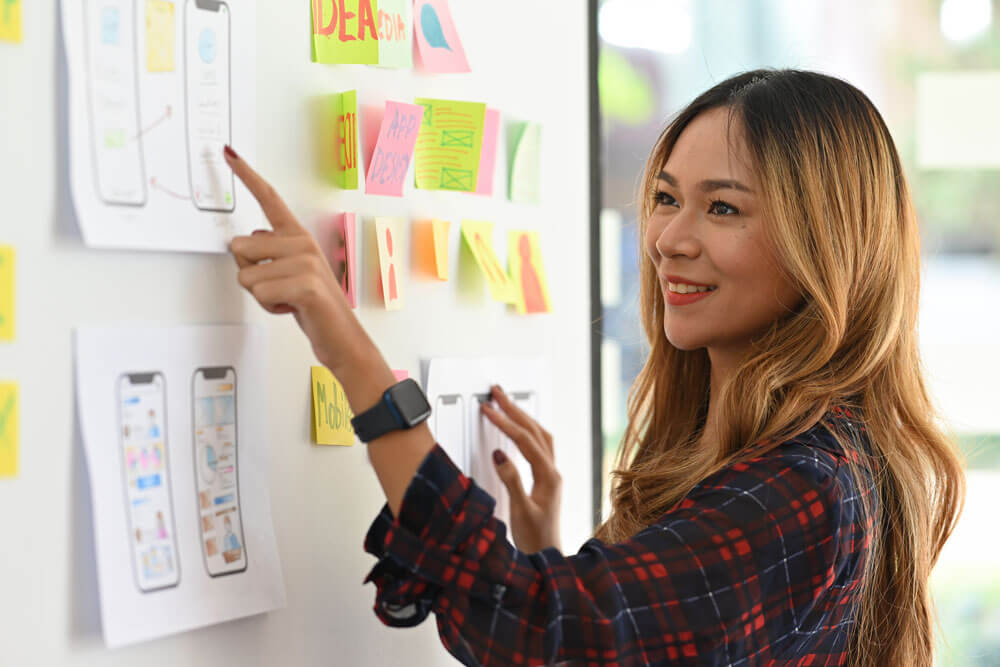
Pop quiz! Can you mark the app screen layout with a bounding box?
[85,0,147,205]
[185,0,234,211]
[193,370,246,575]
[120,373,179,591]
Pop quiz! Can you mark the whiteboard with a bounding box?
[0,1,592,665]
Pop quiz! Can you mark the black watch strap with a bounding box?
[351,392,403,442]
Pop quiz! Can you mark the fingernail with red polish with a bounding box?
[224,145,238,160]
[492,449,507,465]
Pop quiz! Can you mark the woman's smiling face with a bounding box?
[644,107,804,361]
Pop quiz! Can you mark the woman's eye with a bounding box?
[654,191,677,207]
[709,200,739,216]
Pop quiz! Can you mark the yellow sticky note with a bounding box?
[0,383,18,478]
[0,0,22,43]
[145,0,175,72]
[508,231,552,314]
[0,246,14,341]
[311,367,355,446]
[375,218,405,310]
[432,220,450,281]
[461,221,516,303]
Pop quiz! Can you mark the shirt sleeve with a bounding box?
[363,442,850,666]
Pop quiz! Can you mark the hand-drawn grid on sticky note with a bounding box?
[413,98,486,193]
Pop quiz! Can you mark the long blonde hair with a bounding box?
[594,69,967,666]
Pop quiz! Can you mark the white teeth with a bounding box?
[667,282,717,294]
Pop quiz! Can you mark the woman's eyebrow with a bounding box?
[658,170,755,195]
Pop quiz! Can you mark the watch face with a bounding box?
[389,379,432,427]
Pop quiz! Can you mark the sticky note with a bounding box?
[509,122,541,203]
[333,91,359,189]
[413,0,469,73]
[366,102,424,197]
[311,367,355,446]
[414,98,486,193]
[508,231,552,314]
[0,0,22,43]
[0,382,18,477]
[392,370,408,381]
[375,218,405,310]
[433,220,450,280]
[475,109,501,196]
[376,0,412,68]
[0,245,14,341]
[145,0,175,72]
[461,221,515,303]
[327,213,358,308]
[311,0,380,65]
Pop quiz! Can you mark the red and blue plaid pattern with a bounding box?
[364,407,876,666]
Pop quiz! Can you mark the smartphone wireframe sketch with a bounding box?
[192,366,247,576]
[83,0,148,206]
[433,394,467,473]
[184,0,234,212]
[118,372,180,592]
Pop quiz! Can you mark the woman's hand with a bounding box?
[224,146,380,380]
[482,385,562,553]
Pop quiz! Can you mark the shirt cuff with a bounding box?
[362,443,505,627]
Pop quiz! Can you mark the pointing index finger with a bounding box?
[223,145,303,234]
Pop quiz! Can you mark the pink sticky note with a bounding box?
[341,213,358,308]
[366,101,425,196]
[475,109,500,195]
[392,369,409,381]
[414,0,470,73]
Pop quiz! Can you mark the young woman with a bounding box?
[225,68,967,666]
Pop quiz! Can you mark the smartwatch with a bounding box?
[350,378,432,443]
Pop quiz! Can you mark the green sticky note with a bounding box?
[333,90,359,189]
[375,0,412,69]
[311,0,380,65]
[0,382,17,478]
[413,98,486,193]
[509,122,542,203]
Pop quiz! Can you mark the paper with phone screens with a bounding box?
[0,382,18,478]
[413,98,486,193]
[74,325,285,648]
[0,0,22,42]
[0,245,14,340]
[59,0,260,251]
[424,357,552,542]
[311,0,380,65]
[413,0,469,73]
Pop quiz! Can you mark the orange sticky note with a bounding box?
[508,230,552,314]
[432,220,450,280]
[460,221,515,303]
[0,382,18,477]
[375,218,405,310]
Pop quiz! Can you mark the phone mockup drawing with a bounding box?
[192,366,247,576]
[433,394,467,473]
[184,0,234,212]
[118,372,180,592]
[83,0,148,206]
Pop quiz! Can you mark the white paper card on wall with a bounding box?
[74,324,286,648]
[916,71,1000,169]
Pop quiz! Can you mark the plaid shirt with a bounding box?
[364,406,875,666]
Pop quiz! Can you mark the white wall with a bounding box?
[0,1,592,664]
